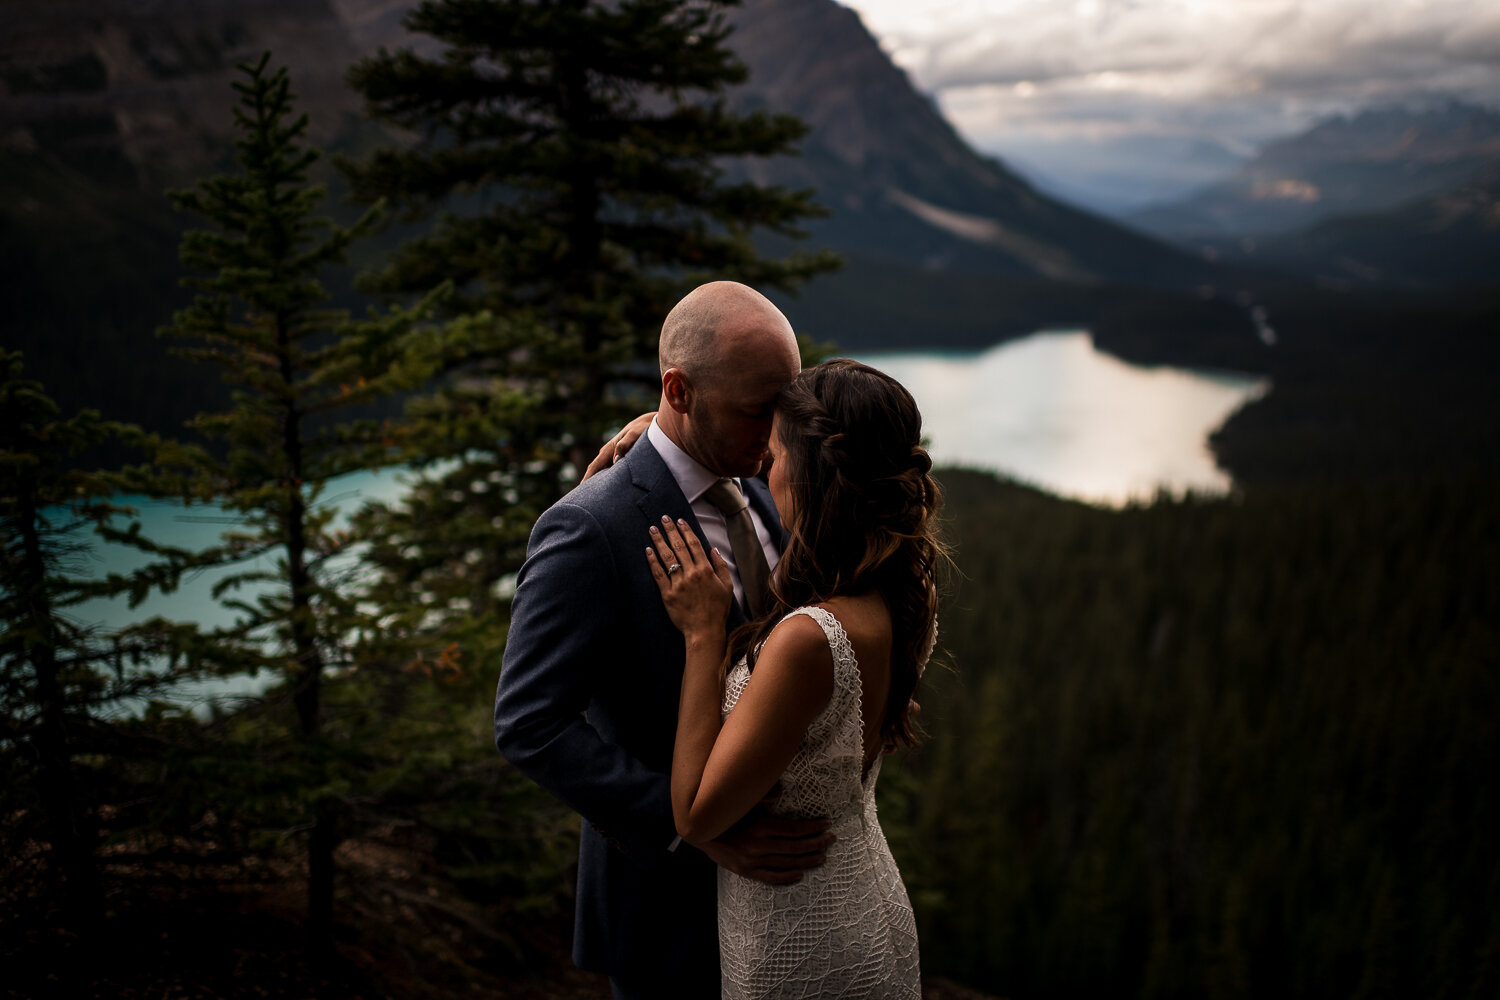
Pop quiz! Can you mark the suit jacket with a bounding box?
[494,435,782,983]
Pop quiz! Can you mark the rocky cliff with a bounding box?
[726,0,1205,286]
[2,0,1206,285]
[0,0,369,184]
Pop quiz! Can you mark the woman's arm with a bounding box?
[647,519,834,845]
[672,615,833,844]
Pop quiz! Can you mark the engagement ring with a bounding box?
[667,563,681,575]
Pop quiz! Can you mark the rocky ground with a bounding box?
[3,832,1002,1000]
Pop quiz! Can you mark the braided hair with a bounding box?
[729,358,946,749]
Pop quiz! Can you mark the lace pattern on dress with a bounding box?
[716,606,921,1000]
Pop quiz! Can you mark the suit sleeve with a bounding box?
[493,500,677,863]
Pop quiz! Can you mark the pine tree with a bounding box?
[0,351,204,936]
[132,53,444,955]
[341,0,840,617]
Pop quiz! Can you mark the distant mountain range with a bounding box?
[1127,101,1500,287]
[37,0,1500,441]
[726,0,1209,288]
[1238,162,1500,289]
[0,0,1205,281]
[2,0,1235,371]
[1005,134,1247,220]
[716,0,1252,350]
[4,2,1493,320]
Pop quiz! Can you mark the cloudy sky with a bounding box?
[838,0,1500,212]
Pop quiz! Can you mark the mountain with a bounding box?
[1128,101,1500,248]
[1,0,1242,438]
[0,0,389,444]
[1,0,1205,283]
[0,0,370,179]
[1240,163,1500,289]
[718,0,1237,351]
[726,0,1210,288]
[1003,134,1248,220]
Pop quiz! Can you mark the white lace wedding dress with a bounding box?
[717,606,922,999]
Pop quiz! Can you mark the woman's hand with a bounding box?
[647,515,733,639]
[582,411,656,481]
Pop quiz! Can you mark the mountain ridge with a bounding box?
[1236,163,1500,289]
[1128,99,1500,246]
[0,0,365,182]
[1,0,1257,429]
[726,0,1210,288]
[1,0,1211,289]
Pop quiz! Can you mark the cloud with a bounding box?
[842,0,1500,148]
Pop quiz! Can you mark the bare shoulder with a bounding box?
[750,610,837,709]
[762,611,835,667]
[816,594,893,644]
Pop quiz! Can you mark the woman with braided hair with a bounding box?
[646,358,944,999]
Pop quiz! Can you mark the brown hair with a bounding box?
[730,358,946,749]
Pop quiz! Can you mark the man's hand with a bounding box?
[582,411,656,482]
[698,801,835,886]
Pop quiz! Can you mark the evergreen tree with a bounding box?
[132,53,444,955]
[880,469,1500,998]
[341,0,840,617]
[0,352,203,936]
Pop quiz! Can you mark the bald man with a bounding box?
[494,282,834,999]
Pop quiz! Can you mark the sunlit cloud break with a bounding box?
[841,0,1500,154]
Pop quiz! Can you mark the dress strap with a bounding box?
[780,605,862,737]
[780,605,853,666]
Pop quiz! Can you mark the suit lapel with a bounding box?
[627,437,696,527]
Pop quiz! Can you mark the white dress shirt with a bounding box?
[647,418,779,614]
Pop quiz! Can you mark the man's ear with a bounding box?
[662,368,692,414]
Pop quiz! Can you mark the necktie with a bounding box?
[704,478,771,619]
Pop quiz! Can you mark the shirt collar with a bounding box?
[647,417,732,505]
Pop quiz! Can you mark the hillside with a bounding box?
[0,0,380,443]
[721,0,1243,350]
[0,0,365,175]
[1229,164,1500,289]
[727,0,1209,288]
[1129,100,1500,247]
[1,0,1245,434]
[8,457,1495,999]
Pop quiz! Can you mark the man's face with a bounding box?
[662,295,800,478]
[680,369,786,479]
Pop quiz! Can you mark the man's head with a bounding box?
[657,281,801,479]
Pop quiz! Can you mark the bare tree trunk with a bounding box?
[276,311,339,961]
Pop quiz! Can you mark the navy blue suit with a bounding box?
[494,436,781,988]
